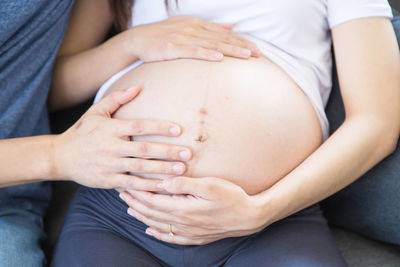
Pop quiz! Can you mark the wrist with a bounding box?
[119,27,142,62]
[48,134,68,181]
[30,134,62,182]
[246,193,274,231]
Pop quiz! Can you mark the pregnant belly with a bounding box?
[107,56,323,195]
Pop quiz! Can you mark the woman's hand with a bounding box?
[125,16,260,62]
[52,88,192,191]
[120,176,268,245]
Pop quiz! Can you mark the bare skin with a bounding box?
[49,0,260,111]
[0,88,191,189]
[121,17,400,245]
[52,0,400,246]
[1,0,257,190]
[106,56,322,195]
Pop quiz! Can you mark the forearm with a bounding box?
[49,31,139,111]
[1,89,189,190]
[256,116,399,227]
[0,135,57,187]
[256,18,400,224]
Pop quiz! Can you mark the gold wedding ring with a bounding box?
[169,224,174,237]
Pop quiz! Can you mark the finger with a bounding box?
[198,31,260,57]
[119,158,186,175]
[145,228,209,245]
[171,45,224,61]
[202,20,234,34]
[90,87,141,116]
[120,192,179,228]
[217,34,260,57]
[128,205,218,240]
[114,174,163,191]
[189,37,252,59]
[124,191,212,232]
[159,176,218,199]
[113,118,182,137]
[118,141,192,161]
[128,190,203,213]
[127,207,174,234]
[127,190,246,238]
[219,23,234,30]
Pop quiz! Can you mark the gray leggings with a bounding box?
[52,187,346,267]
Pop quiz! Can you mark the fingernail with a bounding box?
[173,163,185,174]
[214,52,223,60]
[251,48,261,56]
[145,228,155,236]
[127,208,136,217]
[179,150,190,161]
[241,48,251,57]
[119,193,126,201]
[169,126,181,136]
[126,87,140,94]
[157,182,165,189]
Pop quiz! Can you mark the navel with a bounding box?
[195,133,208,143]
[199,107,208,115]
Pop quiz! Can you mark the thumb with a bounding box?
[91,87,141,116]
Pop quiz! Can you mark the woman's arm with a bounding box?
[1,89,191,189]
[49,0,115,110]
[120,17,400,245]
[49,0,260,111]
[260,17,400,223]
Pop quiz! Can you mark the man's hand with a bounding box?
[52,88,192,191]
[120,176,267,245]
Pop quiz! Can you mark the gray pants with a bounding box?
[53,187,345,267]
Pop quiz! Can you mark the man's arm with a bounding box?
[0,135,55,187]
[1,89,191,189]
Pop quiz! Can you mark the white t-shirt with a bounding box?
[95,0,393,140]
